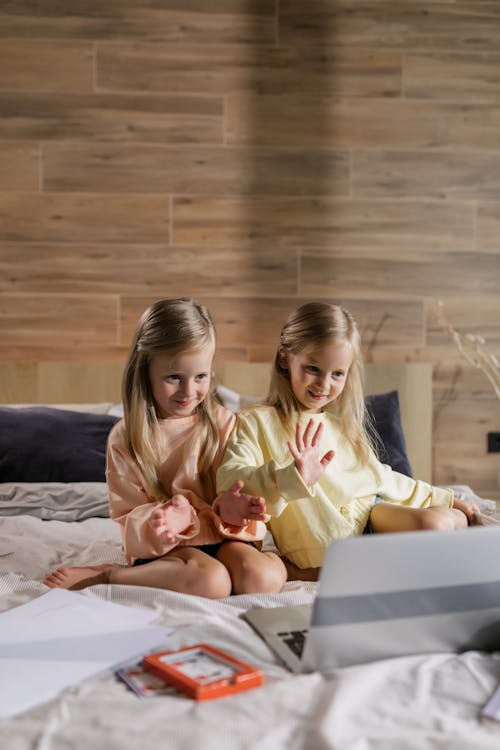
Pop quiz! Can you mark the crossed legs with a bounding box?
[43,541,286,599]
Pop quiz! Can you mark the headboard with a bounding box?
[0,361,432,482]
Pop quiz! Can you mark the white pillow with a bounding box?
[107,403,124,417]
[216,385,261,412]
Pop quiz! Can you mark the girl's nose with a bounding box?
[316,373,329,389]
[182,379,196,397]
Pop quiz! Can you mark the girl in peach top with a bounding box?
[44,298,286,598]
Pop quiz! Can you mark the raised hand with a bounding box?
[149,494,192,543]
[218,480,267,527]
[287,419,335,487]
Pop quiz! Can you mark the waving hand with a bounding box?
[288,419,335,487]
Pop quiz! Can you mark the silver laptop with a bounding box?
[244,526,500,672]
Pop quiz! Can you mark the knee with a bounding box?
[258,554,287,593]
[450,508,469,529]
[186,558,232,599]
[235,553,287,595]
[415,508,463,532]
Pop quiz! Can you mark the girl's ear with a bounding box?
[278,346,288,370]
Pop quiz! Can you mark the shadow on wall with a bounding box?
[229,1,339,361]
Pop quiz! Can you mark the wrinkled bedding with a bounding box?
[1,514,500,750]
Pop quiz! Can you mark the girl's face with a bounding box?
[148,346,214,419]
[284,340,353,413]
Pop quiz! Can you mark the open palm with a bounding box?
[288,419,335,487]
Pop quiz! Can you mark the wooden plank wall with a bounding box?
[0,1,499,499]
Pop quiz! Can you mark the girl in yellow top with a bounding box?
[216,302,477,578]
[44,298,286,597]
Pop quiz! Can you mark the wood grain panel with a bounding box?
[302,251,500,299]
[0,40,93,91]
[0,294,118,346]
[0,144,39,190]
[353,150,500,200]
[119,296,425,351]
[119,296,290,349]
[279,1,500,51]
[0,362,125,404]
[440,103,500,150]
[0,362,115,404]
[433,397,500,497]
[477,204,500,252]
[0,193,169,243]
[172,196,475,251]
[0,244,170,294]
[0,93,223,144]
[0,0,498,498]
[0,345,129,364]
[0,244,297,298]
[37,362,125,404]
[0,1,275,43]
[43,143,349,196]
[404,51,500,101]
[97,42,401,97]
[0,362,37,403]
[227,95,500,150]
[210,298,425,350]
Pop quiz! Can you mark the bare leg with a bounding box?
[216,542,287,594]
[281,556,320,583]
[44,547,233,599]
[369,502,468,534]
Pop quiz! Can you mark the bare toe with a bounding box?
[43,564,114,590]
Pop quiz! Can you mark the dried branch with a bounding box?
[435,300,500,399]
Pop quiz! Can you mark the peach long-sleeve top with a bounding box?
[106,403,266,563]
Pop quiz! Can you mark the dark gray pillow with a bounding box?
[0,482,110,520]
[0,407,120,483]
[365,391,412,477]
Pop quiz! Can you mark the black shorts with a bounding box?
[133,539,254,566]
[363,495,385,534]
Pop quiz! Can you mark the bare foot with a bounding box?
[43,563,118,590]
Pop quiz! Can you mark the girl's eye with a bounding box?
[195,373,208,382]
[165,374,181,382]
[305,365,319,374]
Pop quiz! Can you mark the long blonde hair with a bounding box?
[266,302,373,464]
[122,298,220,500]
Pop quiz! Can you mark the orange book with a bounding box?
[142,644,264,701]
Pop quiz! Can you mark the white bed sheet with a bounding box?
[1,514,500,750]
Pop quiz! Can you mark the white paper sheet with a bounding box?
[0,589,173,718]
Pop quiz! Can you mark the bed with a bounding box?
[1,361,499,749]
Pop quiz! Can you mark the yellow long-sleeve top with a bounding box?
[106,403,266,564]
[216,405,454,569]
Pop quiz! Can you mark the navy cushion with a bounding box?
[365,391,412,477]
[0,407,119,483]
